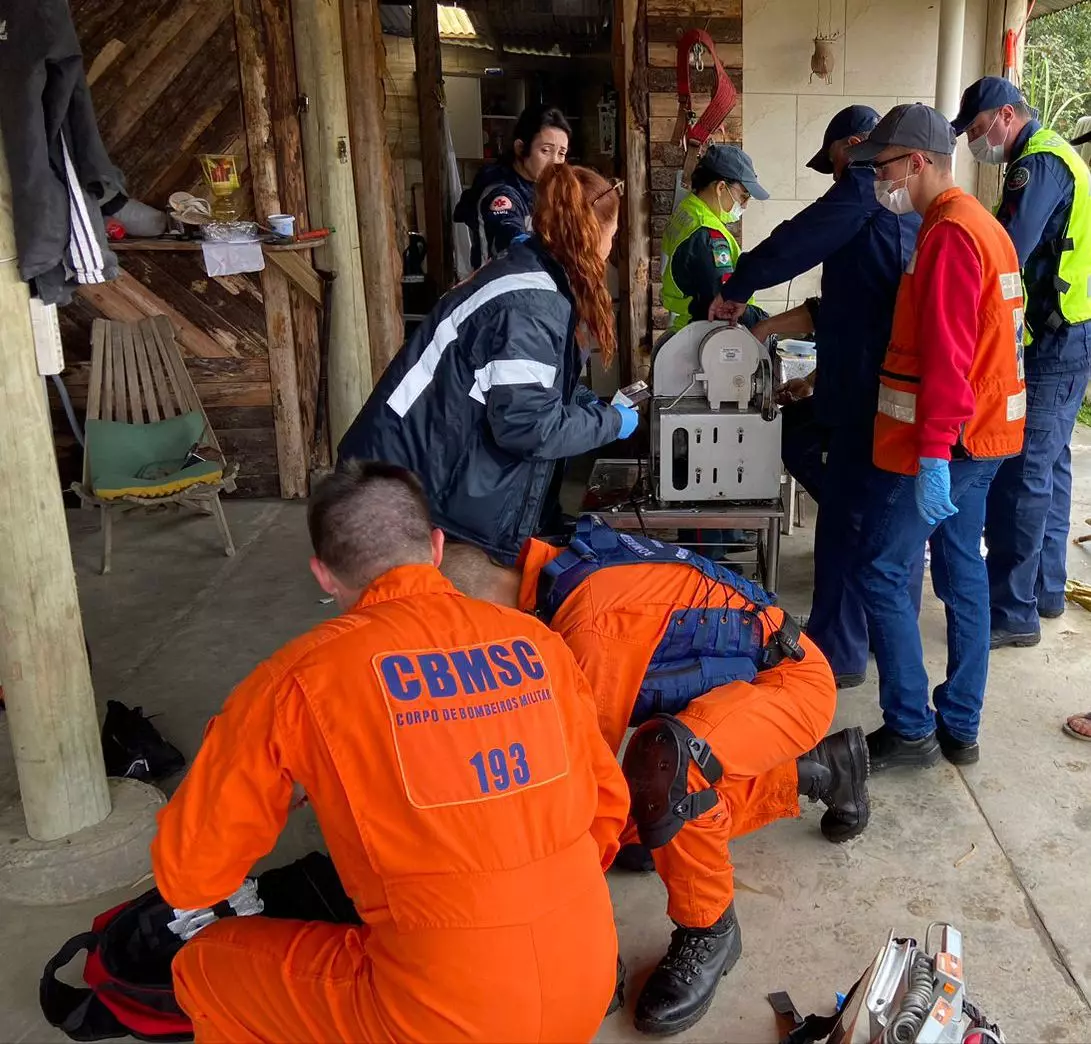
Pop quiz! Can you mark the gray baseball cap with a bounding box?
[846,103,956,162]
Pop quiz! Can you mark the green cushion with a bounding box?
[86,412,223,499]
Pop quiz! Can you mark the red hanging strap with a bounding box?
[672,29,739,182]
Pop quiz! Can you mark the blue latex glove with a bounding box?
[612,402,639,438]
[915,457,958,526]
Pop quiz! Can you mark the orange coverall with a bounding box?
[152,565,628,1044]
[518,540,837,929]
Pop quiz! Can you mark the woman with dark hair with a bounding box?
[454,104,572,268]
[338,164,637,562]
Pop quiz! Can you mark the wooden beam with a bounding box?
[233,0,308,498]
[0,140,112,842]
[256,0,323,465]
[976,0,1027,211]
[293,0,373,447]
[342,0,405,377]
[413,0,454,292]
[614,0,652,383]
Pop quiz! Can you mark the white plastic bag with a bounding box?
[201,240,265,276]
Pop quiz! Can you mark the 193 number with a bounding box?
[470,743,531,794]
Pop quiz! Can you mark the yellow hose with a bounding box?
[1064,579,1091,612]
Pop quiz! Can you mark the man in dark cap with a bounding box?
[711,105,923,691]
[660,144,770,331]
[952,76,1091,649]
[847,103,1026,772]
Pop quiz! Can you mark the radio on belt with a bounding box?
[650,321,781,503]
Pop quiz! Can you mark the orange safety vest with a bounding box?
[873,187,1026,476]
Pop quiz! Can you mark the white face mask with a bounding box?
[968,112,1006,166]
[721,186,745,224]
[874,160,917,215]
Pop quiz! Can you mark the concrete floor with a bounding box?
[3,432,1091,1043]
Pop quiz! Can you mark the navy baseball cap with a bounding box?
[807,105,881,174]
[847,103,956,162]
[951,76,1031,135]
[698,145,770,200]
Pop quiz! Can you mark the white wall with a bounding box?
[740,0,988,314]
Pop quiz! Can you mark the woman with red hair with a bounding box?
[338,164,637,563]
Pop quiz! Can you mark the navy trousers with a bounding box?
[806,425,924,678]
[985,369,1090,633]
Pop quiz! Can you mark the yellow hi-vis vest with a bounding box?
[660,193,740,333]
[1018,127,1091,328]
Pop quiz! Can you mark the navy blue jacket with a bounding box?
[337,239,622,562]
[722,164,920,428]
[997,120,1091,375]
[454,162,536,269]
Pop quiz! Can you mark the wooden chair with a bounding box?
[71,316,238,574]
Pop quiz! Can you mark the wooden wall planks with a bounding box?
[56,0,311,497]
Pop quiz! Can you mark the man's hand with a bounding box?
[776,377,814,406]
[749,318,777,344]
[709,297,747,323]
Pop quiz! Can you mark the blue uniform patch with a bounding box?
[1007,166,1031,191]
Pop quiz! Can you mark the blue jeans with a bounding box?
[808,426,924,677]
[985,370,1090,632]
[852,458,1001,743]
[780,396,826,502]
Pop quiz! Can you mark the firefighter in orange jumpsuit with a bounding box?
[150,463,630,1044]
[441,516,870,1037]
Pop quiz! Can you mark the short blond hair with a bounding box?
[440,542,520,605]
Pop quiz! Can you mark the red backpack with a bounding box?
[39,852,360,1041]
[40,887,193,1041]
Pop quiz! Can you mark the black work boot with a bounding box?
[866,724,941,772]
[634,905,742,1036]
[797,726,870,842]
[614,842,656,873]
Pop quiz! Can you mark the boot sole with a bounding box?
[633,936,743,1037]
[821,726,870,843]
[989,632,1041,649]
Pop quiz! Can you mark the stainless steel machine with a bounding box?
[650,321,782,503]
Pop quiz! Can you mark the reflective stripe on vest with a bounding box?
[660,193,740,332]
[535,515,778,722]
[873,188,1027,475]
[1018,128,1091,326]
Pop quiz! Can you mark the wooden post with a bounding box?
[293,0,372,447]
[342,0,405,378]
[614,0,652,382]
[413,0,454,292]
[258,0,324,465]
[0,139,112,842]
[976,0,1027,211]
[234,0,308,498]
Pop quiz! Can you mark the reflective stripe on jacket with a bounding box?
[874,187,1026,475]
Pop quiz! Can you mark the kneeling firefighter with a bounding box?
[441,515,871,1037]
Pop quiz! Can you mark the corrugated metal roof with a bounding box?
[379,0,610,48]
[379,4,481,39]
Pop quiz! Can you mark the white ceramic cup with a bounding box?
[268,214,295,237]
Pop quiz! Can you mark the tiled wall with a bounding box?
[740,0,988,314]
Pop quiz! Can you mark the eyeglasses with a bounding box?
[592,178,625,204]
[874,152,932,177]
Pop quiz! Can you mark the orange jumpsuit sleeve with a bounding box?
[562,625,646,755]
[151,662,296,910]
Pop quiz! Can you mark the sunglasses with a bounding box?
[592,178,625,205]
